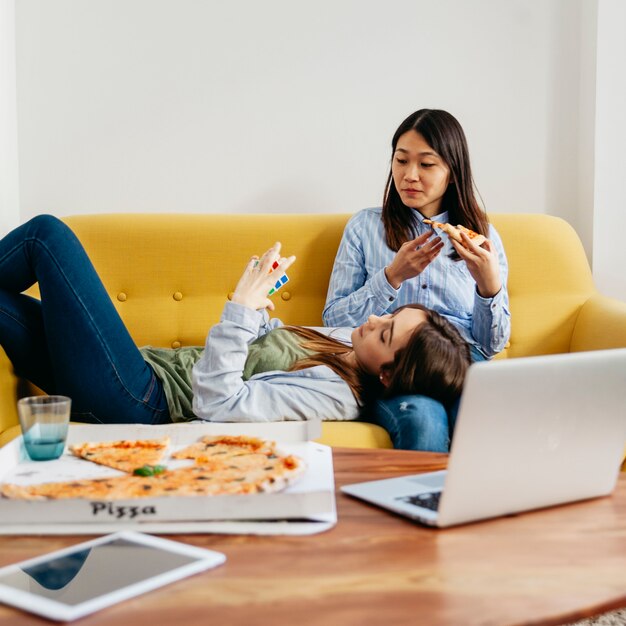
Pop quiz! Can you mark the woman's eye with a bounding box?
[421,163,435,168]
[395,158,408,165]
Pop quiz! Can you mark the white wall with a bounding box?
[15,0,595,249]
[593,0,626,302]
[0,0,19,235]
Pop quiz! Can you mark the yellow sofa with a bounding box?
[2,213,626,449]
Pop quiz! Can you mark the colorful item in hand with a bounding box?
[268,274,289,296]
[254,259,289,296]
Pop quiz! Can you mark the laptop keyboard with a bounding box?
[397,491,442,512]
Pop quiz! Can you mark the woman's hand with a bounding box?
[231,242,296,311]
[451,232,502,298]
[384,231,444,289]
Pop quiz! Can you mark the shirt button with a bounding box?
[227,292,234,301]
[171,340,181,349]
[388,296,395,302]
[421,284,428,289]
[173,291,183,301]
[117,292,127,302]
[281,291,291,301]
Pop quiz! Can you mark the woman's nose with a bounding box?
[404,165,420,182]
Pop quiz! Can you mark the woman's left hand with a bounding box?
[451,233,502,298]
[231,242,296,311]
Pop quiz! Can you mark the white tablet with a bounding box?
[0,531,226,621]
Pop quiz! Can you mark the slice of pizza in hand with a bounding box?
[69,437,170,473]
[423,219,486,247]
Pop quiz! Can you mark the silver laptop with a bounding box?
[341,348,626,527]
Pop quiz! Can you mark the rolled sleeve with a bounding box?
[472,287,511,357]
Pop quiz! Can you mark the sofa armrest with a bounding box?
[571,295,626,472]
[0,348,20,443]
[570,294,626,352]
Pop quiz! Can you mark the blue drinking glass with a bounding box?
[17,396,71,461]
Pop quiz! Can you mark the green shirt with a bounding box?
[242,328,310,380]
[140,328,310,422]
[139,346,203,422]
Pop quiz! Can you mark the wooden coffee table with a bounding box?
[1,447,625,626]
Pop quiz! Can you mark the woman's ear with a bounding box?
[379,368,392,388]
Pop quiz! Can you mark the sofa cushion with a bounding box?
[318,421,392,449]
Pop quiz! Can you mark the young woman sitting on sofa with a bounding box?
[323,108,512,450]
[0,216,471,431]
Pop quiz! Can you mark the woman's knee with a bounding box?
[27,214,70,238]
[373,395,450,452]
[397,398,448,435]
[24,215,81,258]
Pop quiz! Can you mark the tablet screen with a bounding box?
[0,532,226,620]
[0,537,201,606]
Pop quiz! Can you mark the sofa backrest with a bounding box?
[62,213,348,348]
[56,212,595,358]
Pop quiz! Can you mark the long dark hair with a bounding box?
[284,304,471,407]
[382,109,488,251]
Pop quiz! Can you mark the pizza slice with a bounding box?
[172,434,276,465]
[423,219,486,247]
[69,437,170,473]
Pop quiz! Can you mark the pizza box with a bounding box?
[0,421,337,536]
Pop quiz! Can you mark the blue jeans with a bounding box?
[0,215,169,424]
[367,344,487,452]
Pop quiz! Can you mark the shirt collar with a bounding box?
[416,210,449,224]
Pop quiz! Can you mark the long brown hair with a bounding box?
[282,326,367,400]
[382,109,489,251]
[378,305,471,407]
[282,304,471,407]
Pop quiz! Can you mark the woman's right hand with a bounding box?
[231,243,296,311]
[384,231,443,289]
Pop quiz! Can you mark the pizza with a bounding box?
[423,219,486,247]
[0,435,305,500]
[69,437,170,473]
[0,457,305,500]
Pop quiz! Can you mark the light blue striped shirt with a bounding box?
[322,207,511,358]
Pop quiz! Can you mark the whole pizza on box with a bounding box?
[0,435,306,501]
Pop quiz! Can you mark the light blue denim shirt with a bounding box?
[192,302,359,422]
[322,207,511,358]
